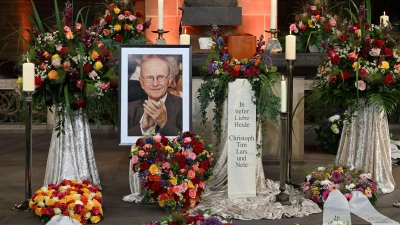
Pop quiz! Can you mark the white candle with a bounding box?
[281,75,287,112]
[158,0,164,30]
[23,62,35,91]
[179,28,190,45]
[380,11,389,27]
[270,0,277,30]
[285,32,296,60]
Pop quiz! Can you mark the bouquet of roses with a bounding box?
[29,179,103,224]
[17,0,118,133]
[146,209,238,225]
[302,163,379,205]
[130,131,213,211]
[96,0,151,52]
[314,110,344,154]
[309,2,400,120]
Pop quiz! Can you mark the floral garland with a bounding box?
[198,24,281,147]
[130,132,213,211]
[302,163,379,205]
[145,209,238,225]
[29,179,103,224]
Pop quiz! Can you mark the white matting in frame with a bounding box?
[118,45,192,145]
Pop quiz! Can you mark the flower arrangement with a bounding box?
[307,1,400,122]
[289,0,336,52]
[302,163,379,205]
[198,24,281,146]
[145,209,238,225]
[314,110,344,154]
[96,0,151,53]
[130,131,213,211]
[17,0,118,133]
[29,179,103,224]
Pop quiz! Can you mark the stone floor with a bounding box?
[1,126,400,225]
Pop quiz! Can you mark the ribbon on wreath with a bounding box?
[323,190,400,225]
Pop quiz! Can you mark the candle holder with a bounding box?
[275,111,291,205]
[12,91,34,212]
[265,29,282,53]
[285,59,300,188]
[152,29,170,45]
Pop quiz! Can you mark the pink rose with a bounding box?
[289,23,298,33]
[118,14,125,20]
[105,9,110,15]
[310,5,317,10]
[136,24,143,31]
[183,137,192,144]
[76,80,84,89]
[192,164,199,171]
[138,150,145,157]
[88,70,98,79]
[162,162,170,169]
[153,134,162,142]
[188,153,197,160]
[101,82,110,90]
[320,16,326,22]
[187,170,196,179]
[173,185,181,194]
[355,80,366,90]
[63,61,71,71]
[99,19,106,25]
[131,155,138,164]
[188,188,197,199]
[182,149,189,156]
[63,26,71,33]
[52,59,61,68]
[56,44,63,52]
[369,48,381,57]
[181,183,188,192]
[143,144,152,150]
[128,15,136,21]
[75,23,82,31]
[198,181,205,189]
[329,18,336,26]
[347,51,358,61]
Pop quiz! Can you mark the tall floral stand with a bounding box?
[43,108,101,189]
[195,80,321,220]
[336,105,395,193]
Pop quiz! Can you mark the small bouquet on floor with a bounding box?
[145,209,238,225]
[29,179,103,224]
[314,110,345,154]
[130,131,213,211]
[302,163,379,205]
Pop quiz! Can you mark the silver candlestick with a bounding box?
[12,91,34,211]
[152,29,170,45]
[265,29,282,53]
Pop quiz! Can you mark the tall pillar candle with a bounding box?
[158,0,164,30]
[285,31,296,60]
[270,0,277,29]
[23,62,35,91]
[180,28,190,45]
[380,11,389,27]
[281,76,287,112]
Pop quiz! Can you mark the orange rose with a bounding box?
[123,24,131,31]
[103,29,111,36]
[48,70,59,80]
[233,65,241,71]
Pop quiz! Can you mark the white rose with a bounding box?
[346,183,355,189]
[75,200,84,205]
[306,175,312,181]
[332,128,340,134]
[317,167,325,171]
[44,196,50,201]
[37,201,45,207]
[321,179,332,185]
[53,208,62,215]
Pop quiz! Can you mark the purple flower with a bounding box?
[207,62,217,74]
[203,216,222,225]
[331,170,342,182]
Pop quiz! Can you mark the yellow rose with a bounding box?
[65,195,74,202]
[214,70,220,75]
[34,194,44,202]
[380,61,389,69]
[99,207,104,216]
[51,54,61,61]
[93,199,101,207]
[356,29,361,37]
[72,214,81,222]
[149,164,159,175]
[170,176,177,186]
[45,198,55,206]
[29,200,35,208]
[59,199,67,204]
[308,19,315,28]
[114,24,121,31]
[133,146,138,152]
[91,50,100,60]
[159,200,166,207]
[93,61,103,71]
[68,202,76,210]
[43,51,51,58]
[95,192,102,198]
[70,191,77,195]
[35,207,43,216]
[114,7,121,14]
[82,188,90,194]
[188,181,195,189]
[165,146,174,153]
[84,203,94,211]
[48,70,59,80]
[17,77,23,84]
[90,215,101,223]
[66,31,74,40]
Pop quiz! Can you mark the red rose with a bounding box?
[124,11,131,16]
[136,137,145,147]
[230,69,239,77]
[183,131,196,139]
[83,64,91,73]
[219,49,228,56]
[135,12,143,18]
[328,49,336,58]
[339,34,347,42]
[199,160,209,169]
[76,80,85,89]
[139,161,150,171]
[331,55,340,64]
[324,24,331,31]
[60,47,69,55]
[161,136,169,145]
[93,19,100,25]
[364,22,370,30]
[185,216,196,224]
[359,68,368,79]
[193,144,203,154]
[382,47,393,57]
[295,16,300,22]
[153,142,161,149]
[312,10,320,16]
[76,98,85,108]
[110,79,118,88]
[375,39,384,48]
[223,35,229,43]
[353,22,360,29]
[338,70,350,80]
[197,188,203,196]
[101,48,111,57]
[115,33,123,42]
[384,74,394,85]
[191,177,200,185]
[150,182,161,192]
[105,15,113,22]
[300,24,307,31]
[109,3,115,10]
[35,76,43,88]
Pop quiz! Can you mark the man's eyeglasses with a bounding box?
[140,75,169,83]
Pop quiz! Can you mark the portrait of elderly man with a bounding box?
[127,57,183,136]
